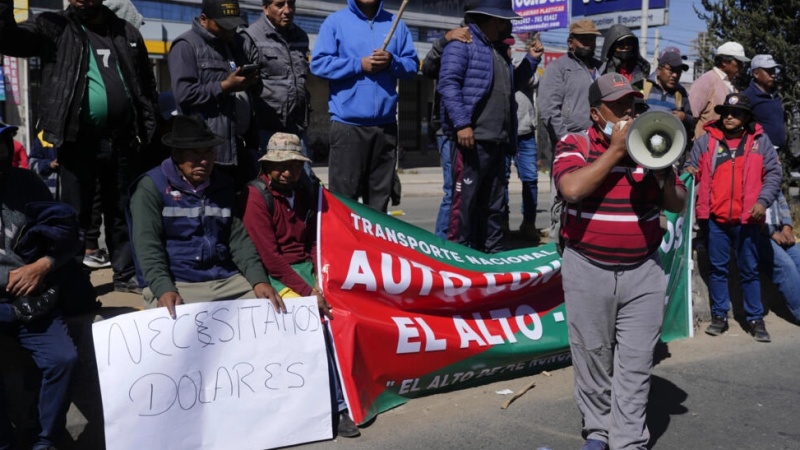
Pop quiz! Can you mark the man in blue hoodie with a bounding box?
[310,0,419,213]
[438,0,520,253]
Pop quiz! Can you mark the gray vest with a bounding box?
[171,21,249,165]
[241,16,310,134]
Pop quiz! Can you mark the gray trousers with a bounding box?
[142,274,255,309]
[562,247,666,450]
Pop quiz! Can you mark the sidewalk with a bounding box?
[312,165,552,198]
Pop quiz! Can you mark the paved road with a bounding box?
[92,166,800,450]
[298,169,800,450]
[299,318,799,450]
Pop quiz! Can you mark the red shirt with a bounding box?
[241,174,318,296]
[553,126,686,264]
[12,141,28,169]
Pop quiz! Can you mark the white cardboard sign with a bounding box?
[92,298,332,450]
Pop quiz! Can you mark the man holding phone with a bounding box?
[169,0,258,189]
[241,0,314,167]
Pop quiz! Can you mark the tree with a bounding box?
[698,0,800,195]
[697,0,800,104]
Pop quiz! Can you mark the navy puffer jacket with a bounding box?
[438,23,511,136]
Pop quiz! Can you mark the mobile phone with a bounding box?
[239,64,258,76]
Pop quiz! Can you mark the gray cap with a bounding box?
[589,73,644,105]
[751,54,780,70]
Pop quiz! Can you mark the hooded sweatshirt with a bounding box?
[599,25,650,89]
[310,0,419,126]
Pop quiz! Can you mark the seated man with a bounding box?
[758,192,800,322]
[0,121,78,450]
[129,115,282,318]
[241,132,359,438]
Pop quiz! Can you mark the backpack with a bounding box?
[247,174,321,216]
[549,131,591,255]
[642,80,683,109]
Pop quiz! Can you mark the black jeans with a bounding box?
[58,128,139,283]
[448,140,507,253]
[327,121,397,213]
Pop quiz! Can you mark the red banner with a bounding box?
[319,191,568,424]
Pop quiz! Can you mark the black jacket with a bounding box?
[0,1,158,147]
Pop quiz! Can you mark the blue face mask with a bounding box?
[599,112,616,137]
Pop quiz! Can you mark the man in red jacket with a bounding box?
[684,93,781,341]
[240,132,360,438]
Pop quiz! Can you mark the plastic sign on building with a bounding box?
[513,0,569,33]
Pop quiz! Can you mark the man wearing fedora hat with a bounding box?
[438,0,521,253]
[554,73,687,450]
[690,41,750,139]
[684,93,781,342]
[129,115,283,318]
[241,132,360,438]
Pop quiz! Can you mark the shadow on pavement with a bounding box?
[646,375,688,449]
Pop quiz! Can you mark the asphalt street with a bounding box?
[301,167,800,450]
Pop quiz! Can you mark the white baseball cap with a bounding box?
[716,42,750,63]
[751,54,781,70]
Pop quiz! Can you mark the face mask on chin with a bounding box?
[574,47,594,62]
[597,111,617,137]
[270,179,297,195]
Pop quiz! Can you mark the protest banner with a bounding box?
[319,175,694,424]
[92,298,332,450]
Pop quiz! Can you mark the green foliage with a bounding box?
[697,0,800,104]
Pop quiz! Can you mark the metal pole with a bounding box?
[640,0,649,59]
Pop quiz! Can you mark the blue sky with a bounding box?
[536,0,710,59]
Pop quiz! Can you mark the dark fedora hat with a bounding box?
[465,0,522,20]
[161,115,224,149]
[714,93,752,115]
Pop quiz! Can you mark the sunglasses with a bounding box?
[721,109,745,119]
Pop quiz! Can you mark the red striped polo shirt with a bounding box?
[553,126,685,265]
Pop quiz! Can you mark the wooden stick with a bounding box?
[381,0,410,51]
[500,380,536,410]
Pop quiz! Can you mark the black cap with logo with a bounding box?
[202,0,245,30]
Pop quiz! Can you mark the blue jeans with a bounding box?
[0,309,77,450]
[757,237,800,321]
[707,221,764,321]
[434,135,452,239]
[503,133,538,224]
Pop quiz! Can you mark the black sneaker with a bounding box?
[337,411,360,438]
[12,286,59,323]
[749,319,771,342]
[83,248,111,269]
[114,276,142,295]
[705,315,729,336]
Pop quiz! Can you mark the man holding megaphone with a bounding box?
[553,73,687,450]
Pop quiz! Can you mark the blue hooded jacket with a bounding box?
[310,0,419,126]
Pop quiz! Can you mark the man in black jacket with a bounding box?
[0,123,78,450]
[0,0,159,294]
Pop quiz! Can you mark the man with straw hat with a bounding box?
[241,132,360,437]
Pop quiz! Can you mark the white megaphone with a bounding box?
[626,110,687,170]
